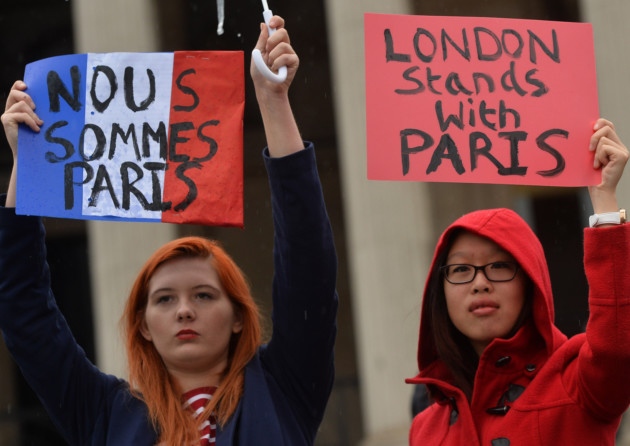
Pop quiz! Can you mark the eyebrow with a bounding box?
[446,250,513,262]
[148,284,222,298]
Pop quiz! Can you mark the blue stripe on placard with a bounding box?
[18,53,88,219]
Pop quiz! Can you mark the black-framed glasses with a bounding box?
[440,261,520,284]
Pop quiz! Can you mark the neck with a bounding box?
[169,368,224,393]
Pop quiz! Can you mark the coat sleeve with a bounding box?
[0,195,122,445]
[259,143,338,432]
[576,224,630,419]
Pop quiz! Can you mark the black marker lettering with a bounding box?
[90,65,118,113]
[536,129,567,177]
[384,29,411,62]
[124,66,156,112]
[79,123,106,161]
[400,128,434,175]
[89,164,120,208]
[427,134,465,175]
[173,69,199,112]
[173,161,201,212]
[120,161,150,210]
[45,121,75,162]
[64,161,93,209]
[47,66,82,112]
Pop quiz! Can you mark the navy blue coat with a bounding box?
[0,144,338,445]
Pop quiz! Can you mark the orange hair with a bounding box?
[122,236,261,445]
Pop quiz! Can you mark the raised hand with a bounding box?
[588,118,629,214]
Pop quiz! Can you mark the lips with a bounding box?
[176,329,200,340]
[469,300,499,316]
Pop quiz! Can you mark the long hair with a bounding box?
[122,236,261,445]
[427,241,479,400]
[427,229,533,401]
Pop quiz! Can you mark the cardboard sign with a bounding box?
[17,51,245,226]
[365,13,600,186]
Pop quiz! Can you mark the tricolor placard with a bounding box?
[17,51,244,226]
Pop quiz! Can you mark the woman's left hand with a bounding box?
[588,118,629,213]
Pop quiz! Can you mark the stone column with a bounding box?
[72,0,160,54]
[579,0,630,209]
[86,223,176,377]
[579,4,630,444]
[71,0,177,377]
[323,1,434,444]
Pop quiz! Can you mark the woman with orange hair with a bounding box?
[0,16,337,446]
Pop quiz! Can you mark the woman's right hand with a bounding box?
[1,81,43,160]
[2,81,43,207]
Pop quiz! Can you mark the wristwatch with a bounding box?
[589,209,627,227]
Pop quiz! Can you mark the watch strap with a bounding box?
[589,209,627,227]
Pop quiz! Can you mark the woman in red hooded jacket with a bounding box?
[407,118,630,445]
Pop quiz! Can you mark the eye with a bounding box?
[451,264,472,274]
[155,295,173,304]
[195,292,214,300]
[489,261,512,270]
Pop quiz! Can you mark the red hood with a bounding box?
[416,208,567,372]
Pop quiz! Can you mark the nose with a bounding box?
[176,300,195,321]
[471,268,492,293]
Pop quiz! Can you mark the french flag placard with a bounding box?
[17,51,244,226]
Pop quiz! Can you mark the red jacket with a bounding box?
[407,208,630,445]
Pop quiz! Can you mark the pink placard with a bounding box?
[365,13,600,186]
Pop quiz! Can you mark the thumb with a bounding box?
[254,22,269,53]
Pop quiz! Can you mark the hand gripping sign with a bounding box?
[365,13,600,187]
[17,51,245,226]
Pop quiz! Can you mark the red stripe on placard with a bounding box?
[163,51,244,227]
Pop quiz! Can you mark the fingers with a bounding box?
[253,16,286,54]
[255,16,291,66]
[589,118,627,169]
[5,80,35,111]
[1,81,43,157]
[267,41,299,75]
[266,15,285,32]
[3,81,42,127]
[2,101,44,133]
[588,118,629,194]
[590,119,621,150]
[253,21,270,53]
[265,18,289,52]
[251,15,298,87]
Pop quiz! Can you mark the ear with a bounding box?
[232,308,244,334]
[139,317,153,342]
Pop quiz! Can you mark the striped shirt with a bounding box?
[182,387,218,445]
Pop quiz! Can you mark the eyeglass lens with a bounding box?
[443,262,518,284]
